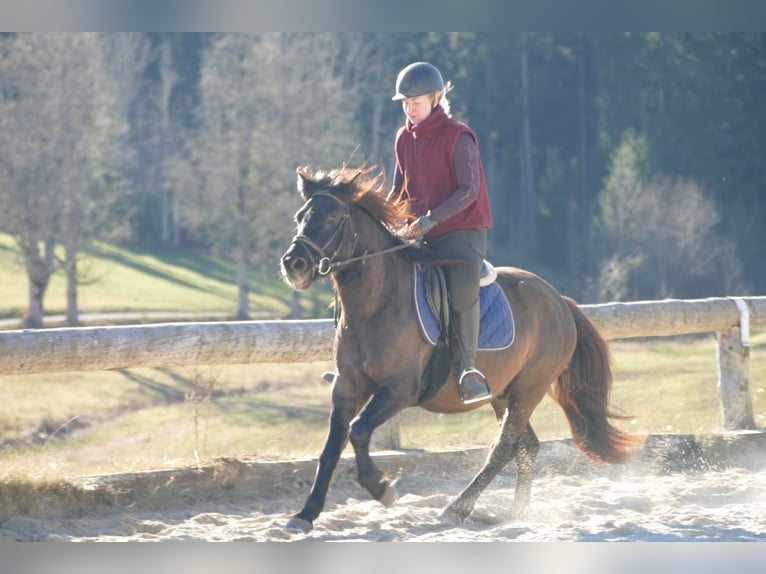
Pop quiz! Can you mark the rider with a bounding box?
[390,61,493,404]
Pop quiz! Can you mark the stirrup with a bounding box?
[458,367,492,404]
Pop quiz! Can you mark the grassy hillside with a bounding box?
[0,233,333,321]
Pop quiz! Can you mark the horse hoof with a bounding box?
[511,502,530,520]
[378,482,398,507]
[440,504,468,524]
[284,516,313,534]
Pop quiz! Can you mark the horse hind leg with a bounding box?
[441,406,533,524]
[510,423,540,517]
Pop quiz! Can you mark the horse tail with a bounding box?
[549,297,644,464]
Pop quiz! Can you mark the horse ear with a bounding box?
[296,166,316,201]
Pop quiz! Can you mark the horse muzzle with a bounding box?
[280,242,316,290]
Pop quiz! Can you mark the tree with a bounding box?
[519,32,536,262]
[335,33,399,165]
[57,35,127,326]
[0,33,125,327]
[633,176,733,298]
[178,33,358,319]
[591,130,742,300]
[589,131,648,301]
[101,32,152,240]
[589,34,766,295]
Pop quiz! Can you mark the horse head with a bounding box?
[280,165,411,290]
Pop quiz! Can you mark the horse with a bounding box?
[279,165,643,534]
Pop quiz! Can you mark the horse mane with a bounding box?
[296,164,413,232]
[295,164,465,267]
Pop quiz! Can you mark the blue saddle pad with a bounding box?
[414,267,515,351]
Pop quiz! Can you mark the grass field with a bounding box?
[1,332,763,482]
[0,233,332,320]
[0,232,764,482]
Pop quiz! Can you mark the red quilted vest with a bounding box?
[394,105,492,238]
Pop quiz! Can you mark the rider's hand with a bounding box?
[401,213,437,240]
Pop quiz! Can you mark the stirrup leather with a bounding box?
[458,367,492,404]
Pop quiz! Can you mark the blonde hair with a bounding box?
[435,80,454,117]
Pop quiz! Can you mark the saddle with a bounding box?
[414,261,514,404]
[415,261,513,350]
[421,264,451,341]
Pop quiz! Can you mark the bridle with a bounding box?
[291,191,353,277]
[289,190,414,278]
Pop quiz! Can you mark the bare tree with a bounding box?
[178,33,357,319]
[334,33,396,164]
[591,130,740,300]
[101,32,152,241]
[57,34,127,326]
[0,34,125,327]
[156,36,181,246]
[634,176,729,298]
[103,33,152,123]
[518,32,536,263]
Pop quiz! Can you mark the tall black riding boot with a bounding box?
[453,300,491,404]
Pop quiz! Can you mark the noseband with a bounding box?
[289,191,414,277]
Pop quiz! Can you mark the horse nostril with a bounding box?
[292,257,307,273]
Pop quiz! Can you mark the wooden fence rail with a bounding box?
[1,296,764,431]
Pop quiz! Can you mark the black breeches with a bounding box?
[424,228,488,312]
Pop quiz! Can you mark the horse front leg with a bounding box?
[349,383,414,506]
[285,382,366,534]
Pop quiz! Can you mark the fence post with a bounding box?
[716,315,755,430]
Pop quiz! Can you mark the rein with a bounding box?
[290,191,415,277]
[322,241,414,274]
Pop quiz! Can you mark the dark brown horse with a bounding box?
[279,165,642,534]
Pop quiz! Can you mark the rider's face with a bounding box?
[402,94,436,126]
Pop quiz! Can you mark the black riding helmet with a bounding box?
[391,62,444,101]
